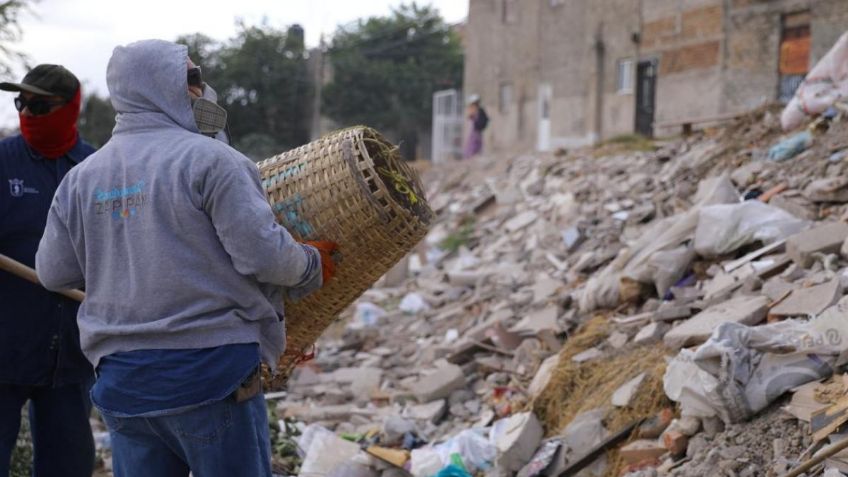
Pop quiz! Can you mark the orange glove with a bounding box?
[304,240,338,284]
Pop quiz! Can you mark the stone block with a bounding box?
[505,211,538,232]
[494,412,544,473]
[663,295,768,349]
[787,222,848,267]
[770,279,842,317]
[612,372,647,407]
[635,322,669,345]
[409,363,466,402]
[528,353,561,398]
[403,400,446,424]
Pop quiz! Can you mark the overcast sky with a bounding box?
[0,0,467,125]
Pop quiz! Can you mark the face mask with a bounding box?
[20,89,81,159]
[191,84,227,135]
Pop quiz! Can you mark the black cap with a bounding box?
[0,64,80,101]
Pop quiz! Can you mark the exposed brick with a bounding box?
[731,0,774,8]
[660,41,721,75]
[682,5,723,40]
[642,16,677,49]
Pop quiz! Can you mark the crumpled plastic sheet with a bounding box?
[578,175,739,312]
[693,200,807,258]
[664,296,848,424]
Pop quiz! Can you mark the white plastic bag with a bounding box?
[400,292,431,314]
[694,201,807,258]
[410,429,497,477]
[664,296,848,423]
[646,245,695,297]
[354,302,387,327]
[299,425,361,476]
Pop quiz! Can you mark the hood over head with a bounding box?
[107,39,198,133]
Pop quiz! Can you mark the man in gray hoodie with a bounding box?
[36,39,328,476]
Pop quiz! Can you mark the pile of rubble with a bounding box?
[81,105,848,477]
[260,104,848,477]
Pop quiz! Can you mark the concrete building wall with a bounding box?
[640,0,725,132]
[462,0,848,155]
[464,0,542,155]
[538,0,595,148]
[592,0,641,140]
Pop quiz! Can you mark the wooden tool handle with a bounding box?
[780,437,848,477]
[0,253,85,302]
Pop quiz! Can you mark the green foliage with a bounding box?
[178,22,312,160]
[78,93,115,147]
[322,2,463,158]
[440,218,476,254]
[602,133,657,152]
[10,413,31,477]
[0,1,33,80]
[267,403,302,474]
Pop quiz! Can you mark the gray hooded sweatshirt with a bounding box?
[36,40,320,370]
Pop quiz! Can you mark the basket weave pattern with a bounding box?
[257,127,432,387]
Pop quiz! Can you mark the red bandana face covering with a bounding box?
[19,89,81,159]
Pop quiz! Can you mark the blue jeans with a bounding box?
[0,381,95,477]
[101,393,272,477]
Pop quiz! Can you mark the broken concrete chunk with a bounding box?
[409,363,466,402]
[403,400,446,424]
[635,322,669,345]
[804,177,848,203]
[325,367,384,403]
[730,161,765,187]
[562,226,584,252]
[607,331,629,349]
[493,412,544,473]
[762,277,795,301]
[612,372,647,407]
[770,279,843,317]
[653,304,695,322]
[663,295,768,349]
[531,277,563,303]
[527,353,561,398]
[674,416,702,437]
[786,222,848,268]
[505,211,539,232]
[510,304,560,334]
[571,347,603,363]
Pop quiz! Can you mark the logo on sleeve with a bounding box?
[8,179,39,197]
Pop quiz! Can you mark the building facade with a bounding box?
[463,0,848,154]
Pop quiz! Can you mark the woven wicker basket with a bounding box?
[257,127,432,388]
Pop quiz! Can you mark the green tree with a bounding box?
[322,2,463,159]
[177,23,312,160]
[0,0,33,80]
[78,92,115,147]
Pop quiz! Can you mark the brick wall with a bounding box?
[660,41,721,75]
[681,5,723,41]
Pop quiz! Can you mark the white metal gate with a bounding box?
[431,89,463,163]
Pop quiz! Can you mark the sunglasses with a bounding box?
[188,66,203,88]
[14,95,66,115]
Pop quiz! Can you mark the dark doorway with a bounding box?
[635,60,657,137]
[778,11,811,103]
